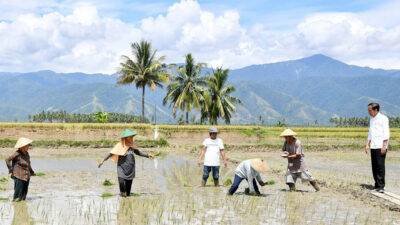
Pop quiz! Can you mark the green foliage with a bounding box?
[35,172,46,177]
[0,138,169,148]
[102,179,114,186]
[201,68,241,125]
[118,40,169,121]
[330,116,400,127]
[101,192,113,198]
[94,112,108,123]
[30,111,148,123]
[163,54,207,124]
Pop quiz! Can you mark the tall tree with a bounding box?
[118,40,168,122]
[163,54,207,124]
[202,68,241,125]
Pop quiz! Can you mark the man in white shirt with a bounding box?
[198,127,228,187]
[365,103,390,193]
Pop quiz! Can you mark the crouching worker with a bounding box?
[98,129,153,197]
[280,129,319,192]
[5,138,35,201]
[228,158,268,196]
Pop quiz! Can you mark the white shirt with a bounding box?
[368,112,390,149]
[235,159,262,193]
[202,138,224,166]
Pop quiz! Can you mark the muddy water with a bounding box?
[1,152,400,225]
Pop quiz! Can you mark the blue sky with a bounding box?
[0,0,399,73]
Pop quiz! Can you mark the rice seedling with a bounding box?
[35,172,46,177]
[102,179,113,186]
[101,192,114,198]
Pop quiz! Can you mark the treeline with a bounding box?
[29,111,148,123]
[330,117,400,127]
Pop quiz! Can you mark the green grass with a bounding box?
[101,192,114,198]
[0,138,169,148]
[102,179,113,186]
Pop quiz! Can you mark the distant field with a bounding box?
[0,123,398,150]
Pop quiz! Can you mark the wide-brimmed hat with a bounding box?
[14,137,33,149]
[120,129,137,138]
[250,158,268,173]
[209,127,218,133]
[279,129,297,137]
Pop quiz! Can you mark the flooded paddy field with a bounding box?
[0,148,400,225]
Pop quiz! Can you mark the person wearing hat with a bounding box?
[198,127,228,187]
[98,129,153,197]
[227,158,268,195]
[5,137,35,201]
[280,129,319,192]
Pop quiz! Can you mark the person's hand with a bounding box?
[31,172,36,176]
[365,145,369,154]
[197,160,202,166]
[148,154,154,159]
[281,151,289,158]
[224,161,228,168]
[259,181,266,186]
[98,162,103,168]
[381,148,387,155]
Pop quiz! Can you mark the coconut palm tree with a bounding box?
[163,54,207,124]
[202,68,241,125]
[118,40,168,122]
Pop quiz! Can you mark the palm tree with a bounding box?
[118,40,168,122]
[163,54,207,124]
[202,68,241,125]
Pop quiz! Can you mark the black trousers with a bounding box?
[13,178,30,201]
[371,149,386,189]
[118,177,133,196]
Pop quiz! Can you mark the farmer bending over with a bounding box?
[228,158,268,195]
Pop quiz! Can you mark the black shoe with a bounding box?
[377,189,385,193]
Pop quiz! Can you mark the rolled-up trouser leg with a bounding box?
[202,166,211,183]
[21,179,30,200]
[13,178,24,201]
[126,179,133,196]
[118,177,127,197]
[228,175,244,195]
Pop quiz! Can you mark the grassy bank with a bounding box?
[0,138,168,148]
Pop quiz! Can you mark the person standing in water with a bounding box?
[5,137,36,201]
[280,129,320,192]
[98,129,153,197]
[198,127,228,187]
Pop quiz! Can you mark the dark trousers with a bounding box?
[202,166,220,181]
[228,174,260,195]
[13,178,30,201]
[371,148,386,189]
[118,177,133,196]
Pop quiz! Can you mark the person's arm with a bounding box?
[220,150,228,167]
[381,117,390,154]
[198,147,206,166]
[133,149,152,158]
[5,152,19,174]
[255,173,266,186]
[98,153,113,168]
[247,166,256,193]
[29,164,35,176]
[366,121,371,154]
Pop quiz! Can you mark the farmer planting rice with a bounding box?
[5,137,35,201]
[227,158,268,195]
[198,127,228,187]
[98,129,153,197]
[280,129,320,192]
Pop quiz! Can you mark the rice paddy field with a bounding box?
[0,123,400,225]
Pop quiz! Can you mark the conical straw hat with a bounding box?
[110,142,129,162]
[14,137,33,149]
[250,158,268,173]
[279,129,297,137]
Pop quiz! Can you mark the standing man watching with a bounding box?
[198,127,228,187]
[365,103,390,193]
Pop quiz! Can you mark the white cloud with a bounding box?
[0,0,400,73]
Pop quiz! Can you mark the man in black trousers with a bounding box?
[365,103,390,193]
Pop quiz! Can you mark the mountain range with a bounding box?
[1,54,399,124]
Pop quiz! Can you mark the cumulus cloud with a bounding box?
[0,0,400,73]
